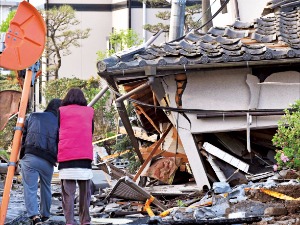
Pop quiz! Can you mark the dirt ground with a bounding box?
[248,183,300,225]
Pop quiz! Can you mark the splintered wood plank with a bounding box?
[136,105,161,133]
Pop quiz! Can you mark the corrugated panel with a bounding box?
[203,142,249,173]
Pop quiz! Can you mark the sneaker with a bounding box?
[41,216,50,222]
[31,215,42,225]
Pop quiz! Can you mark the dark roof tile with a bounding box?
[186,55,210,64]
[251,33,277,43]
[215,36,240,45]
[289,39,300,45]
[255,18,276,26]
[207,27,226,36]
[224,28,249,39]
[198,41,220,51]
[232,20,253,29]
[178,39,199,52]
[179,49,199,56]
[268,0,300,9]
[221,48,243,56]
[290,43,300,49]
[278,32,299,39]
[242,45,266,55]
[280,1,300,9]
[200,34,216,43]
[184,30,204,42]
[256,28,276,35]
[135,53,157,60]
[220,41,242,50]
[146,47,166,57]
[278,18,298,26]
[163,44,180,55]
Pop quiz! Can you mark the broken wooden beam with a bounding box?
[133,123,173,182]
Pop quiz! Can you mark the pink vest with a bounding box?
[58,105,94,162]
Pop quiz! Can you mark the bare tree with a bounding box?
[43,5,90,79]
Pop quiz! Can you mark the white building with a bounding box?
[210,0,270,27]
[0,0,20,24]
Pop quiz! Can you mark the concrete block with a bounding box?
[213,181,232,194]
[264,207,287,216]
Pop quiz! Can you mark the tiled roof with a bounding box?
[265,0,300,10]
[97,2,300,73]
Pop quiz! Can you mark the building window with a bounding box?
[220,0,228,14]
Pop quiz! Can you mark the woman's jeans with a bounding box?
[21,154,54,218]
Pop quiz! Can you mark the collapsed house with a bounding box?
[97,0,300,189]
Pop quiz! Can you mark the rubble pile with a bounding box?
[90,171,300,225]
[2,169,300,225]
[62,171,300,224]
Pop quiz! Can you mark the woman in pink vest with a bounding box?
[58,88,94,225]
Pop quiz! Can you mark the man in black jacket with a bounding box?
[20,98,61,225]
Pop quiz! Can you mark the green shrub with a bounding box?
[272,100,300,171]
[0,149,9,161]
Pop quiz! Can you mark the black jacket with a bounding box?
[20,112,59,165]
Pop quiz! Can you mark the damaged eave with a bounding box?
[98,58,300,80]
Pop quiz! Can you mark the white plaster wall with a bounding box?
[131,8,170,45]
[210,0,236,27]
[0,1,20,24]
[58,11,112,79]
[182,68,251,110]
[211,0,270,27]
[0,6,11,24]
[258,71,300,109]
[161,68,295,133]
[237,0,269,22]
[113,7,170,47]
[112,8,129,31]
[162,68,250,133]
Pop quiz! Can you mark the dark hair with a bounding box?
[61,88,87,106]
[45,98,62,116]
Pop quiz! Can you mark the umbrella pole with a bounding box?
[0,69,32,225]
